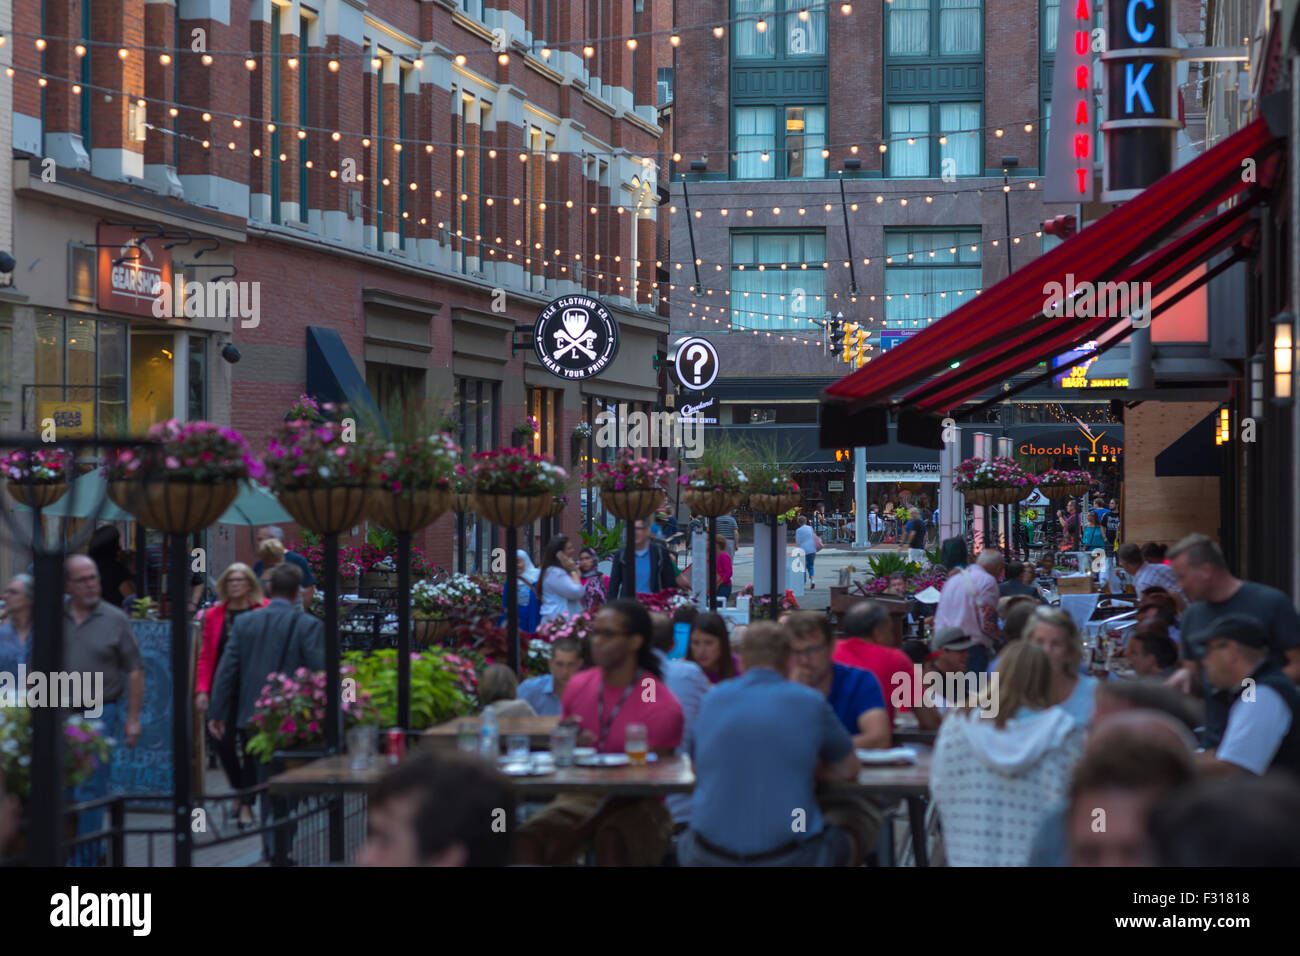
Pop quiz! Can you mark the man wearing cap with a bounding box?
[910,626,977,729]
[1197,614,1300,777]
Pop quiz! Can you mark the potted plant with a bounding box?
[411,574,488,643]
[954,456,1035,507]
[244,665,380,764]
[512,416,539,445]
[451,469,475,515]
[263,407,378,534]
[343,648,479,729]
[102,420,257,533]
[468,447,568,527]
[1034,468,1093,499]
[0,708,112,851]
[745,462,801,515]
[2,446,75,509]
[129,596,160,620]
[587,451,674,521]
[368,432,459,533]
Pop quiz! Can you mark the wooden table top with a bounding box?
[833,752,932,798]
[267,751,695,798]
[423,715,560,746]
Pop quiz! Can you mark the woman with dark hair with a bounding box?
[687,611,740,684]
[940,536,969,571]
[578,546,608,611]
[1081,512,1107,550]
[537,534,585,625]
[1141,542,1168,565]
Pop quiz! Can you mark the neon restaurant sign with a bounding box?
[1044,0,1099,202]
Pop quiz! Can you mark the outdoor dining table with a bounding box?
[831,751,934,867]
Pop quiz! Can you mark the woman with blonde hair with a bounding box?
[929,640,1086,866]
[1026,605,1097,727]
[195,562,269,827]
[256,538,286,595]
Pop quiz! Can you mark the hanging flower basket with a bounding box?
[546,495,567,518]
[367,487,454,534]
[962,486,1023,507]
[750,492,801,515]
[131,480,239,534]
[683,488,739,517]
[603,489,664,521]
[107,480,142,514]
[278,486,373,535]
[1033,469,1093,500]
[473,491,550,527]
[413,616,450,645]
[1035,483,1072,500]
[5,481,68,509]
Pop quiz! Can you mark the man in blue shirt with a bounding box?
[517,638,584,717]
[607,520,678,598]
[679,621,860,866]
[785,612,889,748]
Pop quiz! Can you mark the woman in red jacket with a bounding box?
[195,562,269,828]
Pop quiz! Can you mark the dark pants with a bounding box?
[256,754,301,864]
[213,726,258,810]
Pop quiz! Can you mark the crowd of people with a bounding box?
[6,511,1300,869]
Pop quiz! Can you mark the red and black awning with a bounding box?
[820,117,1282,449]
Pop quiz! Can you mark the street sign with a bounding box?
[533,294,620,380]
[673,336,720,392]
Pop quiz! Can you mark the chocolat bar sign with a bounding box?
[533,294,620,380]
[1101,0,1179,201]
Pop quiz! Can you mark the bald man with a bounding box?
[64,553,144,865]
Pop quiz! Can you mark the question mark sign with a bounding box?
[685,344,708,386]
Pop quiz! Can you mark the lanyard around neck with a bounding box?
[596,671,639,752]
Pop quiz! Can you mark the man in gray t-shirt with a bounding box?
[1169,535,1300,747]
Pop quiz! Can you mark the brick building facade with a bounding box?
[0,0,669,582]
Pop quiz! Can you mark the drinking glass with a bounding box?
[457,719,481,753]
[347,726,377,770]
[624,723,648,766]
[506,734,531,763]
[550,724,577,767]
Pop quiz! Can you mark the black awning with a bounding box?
[306,326,388,437]
[1155,411,1222,477]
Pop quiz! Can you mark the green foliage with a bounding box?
[365,526,398,554]
[736,434,799,491]
[581,521,627,560]
[343,648,478,731]
[924,546,945,567]
[867,552,922,580]
[778,507,800,524]
[130,597,158,620]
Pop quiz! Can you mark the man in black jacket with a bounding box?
[608,519,680,599]
[209,563,325,864]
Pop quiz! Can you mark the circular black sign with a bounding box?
[673,336,719,392]
[533,295,620,380]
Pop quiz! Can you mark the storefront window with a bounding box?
[129,330,174,435]
[455,377,501,573]
[99,320,128,437]
[31,314,130,438]
[188,335,208,421]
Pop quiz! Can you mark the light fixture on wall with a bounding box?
[1249,353,1266,420]
[1274,312,1294,404]
[1215,406,1230,445]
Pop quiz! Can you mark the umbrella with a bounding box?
[9,469,132,521]
[216,480,292,526]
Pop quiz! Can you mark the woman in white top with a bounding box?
[793,515,819,589]
[536,534,586,624]
[929,640,1086,866]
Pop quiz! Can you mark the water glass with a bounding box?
[624,723,648,766]
[347,726,377,770]
[550,724,577,767]
[457,719,481,753]
[506,733,531,762]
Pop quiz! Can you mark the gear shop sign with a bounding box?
[533,295,620,380]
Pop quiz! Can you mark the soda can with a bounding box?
[386,728,405,764]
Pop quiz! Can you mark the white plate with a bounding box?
[572,747,598,759]
[856,747,918,765]
[499,761,555,777]
[575,753,631,767]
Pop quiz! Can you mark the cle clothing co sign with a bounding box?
[533,295,620,380]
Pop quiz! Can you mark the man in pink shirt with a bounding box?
[831,600,918,727]
[515,599,683,866]
[933,546,1002,672]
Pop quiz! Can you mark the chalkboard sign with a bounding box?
[108,620,173,799]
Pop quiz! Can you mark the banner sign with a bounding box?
[533,295,619,380]
[96,224,173,318]
[1102,0,1179,200]
[1045,0,1099,202]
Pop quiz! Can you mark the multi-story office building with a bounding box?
[0,0,670,577]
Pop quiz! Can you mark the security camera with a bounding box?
[0,251,14,272]
[221,343,242,364]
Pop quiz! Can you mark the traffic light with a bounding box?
[1043,214,1077,239]
[829,315,845,354]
